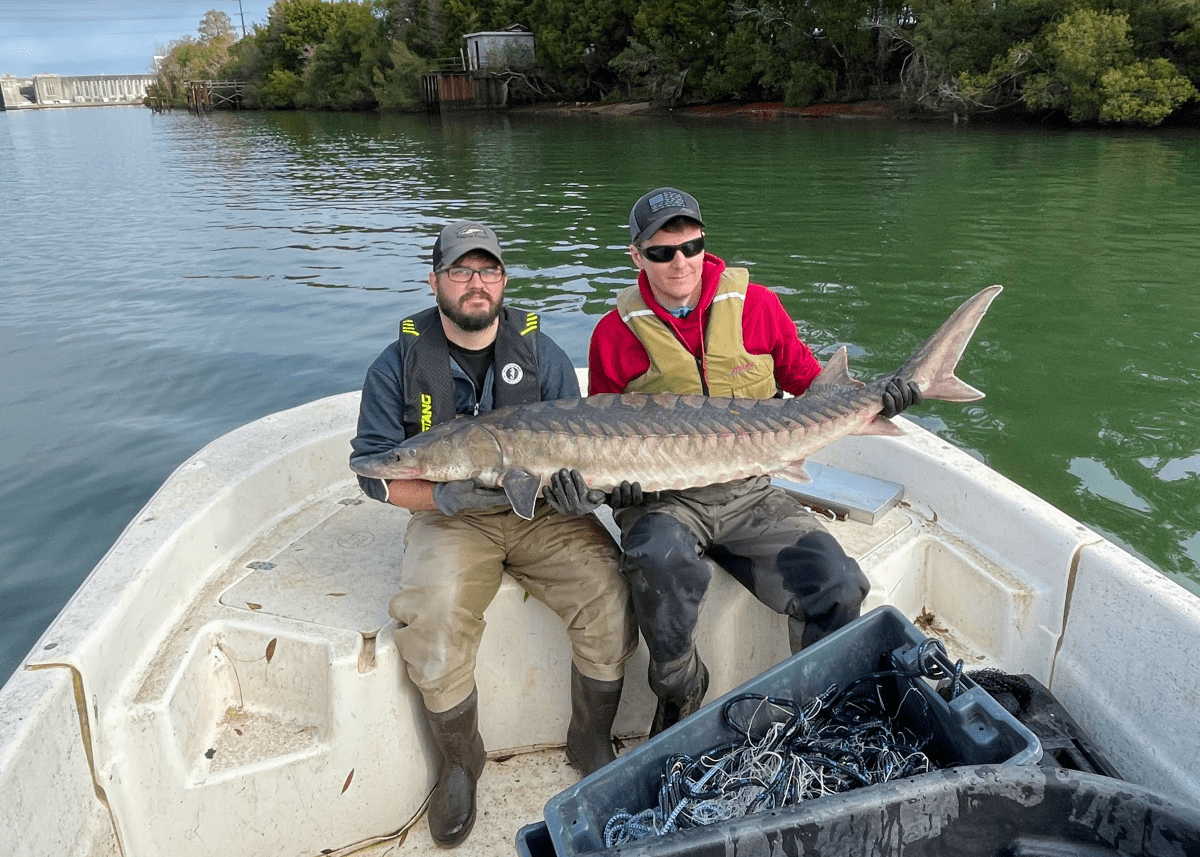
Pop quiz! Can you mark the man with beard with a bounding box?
[351,221,637,848]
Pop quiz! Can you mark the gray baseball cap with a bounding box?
[629,187,704,244]
[432,221,504,270]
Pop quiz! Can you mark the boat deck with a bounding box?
[126,479,997,856]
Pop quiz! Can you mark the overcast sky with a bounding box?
[0,1,274,77]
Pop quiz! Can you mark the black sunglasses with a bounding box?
[640,236,705,264]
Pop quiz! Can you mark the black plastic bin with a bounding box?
[516,820,557,857]
[524,765,1200,857]
[968,669,1124,778]
[543,606,1042,857]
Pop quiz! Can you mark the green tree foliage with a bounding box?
[794,0,887,99]
[698,17,789,103]
[1099,57,1198,124]
[1022,9,1137,121]
[259,68,304,107]
[437,0,487,57]
[152,0,1199,123]
[889,1,1196,124]
[521,0,637,98]
[373,41,431,110]
[263,0,345,74]
[701,0,908,107]
[154,10,240,105]
[1023,9,1195,125]
[226,0,409,110]
[376,0,443,57]
[890,0,1057,114]
[611,0,729,104]
[297,2,387,109]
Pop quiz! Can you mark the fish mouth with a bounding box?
[350,448,420,480]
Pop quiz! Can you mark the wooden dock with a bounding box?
[185,80,244,113]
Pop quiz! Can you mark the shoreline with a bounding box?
[511,100,904,120]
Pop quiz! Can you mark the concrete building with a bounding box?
[1,74,156,110]
[421,24,537,112]
[463,24,535,72]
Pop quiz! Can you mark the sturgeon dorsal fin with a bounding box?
[809,347,864,391]
[501,468,542,520]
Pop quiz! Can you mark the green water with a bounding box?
[2,107,1198,682]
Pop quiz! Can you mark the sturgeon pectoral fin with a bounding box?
[779,462,812,483]
[501,468,542,520]
[860,415,903,436]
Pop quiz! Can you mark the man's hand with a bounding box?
[432,479,511,515]
[606,480,645,509]
[544,468,647,516]
[544,468,608,516]
[880,377,923,419]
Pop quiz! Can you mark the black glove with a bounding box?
[432,479,511,515]
[606,480,645,509]
[543,468,608,517]
[880,377,924,418]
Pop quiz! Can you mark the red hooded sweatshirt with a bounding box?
[588,253,822,396]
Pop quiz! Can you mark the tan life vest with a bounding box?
[615,267,777,397]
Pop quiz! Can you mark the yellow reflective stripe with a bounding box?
[521,313,539,335]
[401,319,420,337]
[420,393,432,432]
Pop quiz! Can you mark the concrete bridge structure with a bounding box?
[1,74,156,110]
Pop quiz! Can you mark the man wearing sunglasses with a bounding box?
[547,187,921,738]
[351,221,637,847]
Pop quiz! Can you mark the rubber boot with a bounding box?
[565,665,624,775]
[423,688,487,848]
[649,661,710,738]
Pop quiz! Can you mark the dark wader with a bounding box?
[616,477,869,735]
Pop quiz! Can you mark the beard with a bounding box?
[437,289,502,333]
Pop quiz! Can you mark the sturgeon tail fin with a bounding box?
[898,285,1003,403]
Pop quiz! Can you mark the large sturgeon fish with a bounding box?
[351,285,1003,519]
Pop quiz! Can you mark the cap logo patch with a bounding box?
[456,225,488,238]
[648,190,686,213]
[500,363,524,385]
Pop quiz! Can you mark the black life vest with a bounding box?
[397,306,542,437]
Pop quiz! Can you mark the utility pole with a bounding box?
[237,0,247,37]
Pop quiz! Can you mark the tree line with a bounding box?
[149,0,1200,126]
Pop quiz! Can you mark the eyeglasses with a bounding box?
[439,266,505,284]
[639,236,705,264]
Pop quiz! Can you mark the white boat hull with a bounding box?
[2,390,1198,856]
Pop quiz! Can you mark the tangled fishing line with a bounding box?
[604,639,964,847]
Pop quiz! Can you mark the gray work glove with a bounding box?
[543,468,645,517]
[880,377,923,418]
[432,479,510,515]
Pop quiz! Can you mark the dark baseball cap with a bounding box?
[629,187,704,244]
[432,221,504,270]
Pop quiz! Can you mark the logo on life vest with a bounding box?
[501,363,524,385]
[729,362,757,377]
[419,393,433,432]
